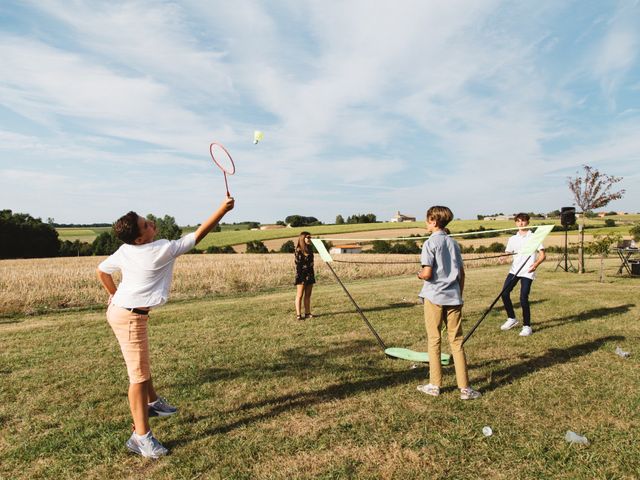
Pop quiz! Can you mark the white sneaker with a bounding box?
[126,431,168,458]
[500,318,519,331]
[519,326,533,336]
[417,384,440,396]
[460,387,482,400]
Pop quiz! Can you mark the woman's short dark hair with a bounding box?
[514,212,530,222]
[114,211,140,245]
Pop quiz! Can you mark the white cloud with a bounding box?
[1,1,639,223]
[590,2,639,105]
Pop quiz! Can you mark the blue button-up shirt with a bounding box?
[419,230,464,306]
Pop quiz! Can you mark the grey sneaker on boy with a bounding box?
[148,396,177,417]
[126,432,168,458]
[460,387,482,400]
[500,318,518,331]
[417,384,440,396]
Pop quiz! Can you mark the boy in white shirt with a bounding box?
[499,213,545,337]
[97,196,234,458]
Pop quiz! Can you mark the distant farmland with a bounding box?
[55,215,640,249]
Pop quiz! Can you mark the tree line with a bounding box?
[281,213,378,227]
[0,210,185,259]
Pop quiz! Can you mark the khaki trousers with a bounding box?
[424,299,469,389]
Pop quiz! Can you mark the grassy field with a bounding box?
[194,217,640,250]
[1,259,639,479]
[56,214,640,247]
[56,227,111,243]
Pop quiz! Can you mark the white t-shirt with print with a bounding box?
[98,232,196,308]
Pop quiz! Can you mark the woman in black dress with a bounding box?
[294,231,315,320]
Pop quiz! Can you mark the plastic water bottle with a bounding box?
[615,346,631,358]
[482,426,493,437]
[565,430,589,445]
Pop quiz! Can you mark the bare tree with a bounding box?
[587,233,621,282]
[567,165,625,273]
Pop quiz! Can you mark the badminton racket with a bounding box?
[209,142,236,197]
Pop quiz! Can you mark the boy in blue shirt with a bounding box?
[416,206,481,400]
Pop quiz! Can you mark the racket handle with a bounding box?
[224,173,230,197]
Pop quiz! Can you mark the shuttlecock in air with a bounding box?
[253,130,264,144]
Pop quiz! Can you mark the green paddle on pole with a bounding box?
[311,238,451,365]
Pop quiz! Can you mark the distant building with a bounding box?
[390,211,416,222]
[483,215,513,221]
[330,244,363,254]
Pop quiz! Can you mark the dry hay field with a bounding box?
[0,253,513,317]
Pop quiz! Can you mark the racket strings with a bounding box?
[209,142,236,174]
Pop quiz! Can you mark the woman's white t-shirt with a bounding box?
[98,233,196,308]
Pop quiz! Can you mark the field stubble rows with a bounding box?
[0,253,516,317]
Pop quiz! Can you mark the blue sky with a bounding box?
[0,1,638,225]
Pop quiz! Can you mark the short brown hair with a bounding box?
[514,212,530,222]
[114,211,140,245]
[426,206,454,229]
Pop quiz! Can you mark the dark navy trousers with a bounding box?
[501,273,533,326]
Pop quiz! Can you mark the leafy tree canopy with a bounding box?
[92,231,122,256]
[284,215,321,227]
[146,214,182,240]
[0,209,59,259]
[346,213,376,224]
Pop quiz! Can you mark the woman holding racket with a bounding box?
[294,231,316,320]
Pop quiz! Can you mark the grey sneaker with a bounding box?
[126,432,168,458]
[460,387,482,401]
[148,396,177,417]
[417,384,440,396]
[500,318,518,331]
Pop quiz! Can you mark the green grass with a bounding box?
[56,227,111,243]
[196,219,524,249]
[1,261,639,478]
[56,215,640,248]
[184,217,640,249]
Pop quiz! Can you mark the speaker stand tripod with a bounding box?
[555,225,576,272]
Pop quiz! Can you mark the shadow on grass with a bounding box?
[166,339,438,447]
[534,304,635,333]
[0,317,24,325]
[167,329,625,447]
[479,335,625,393]
[323,301,418,317]
[178,340,388,386]
[166,365,426,447]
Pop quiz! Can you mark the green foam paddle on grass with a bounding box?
[385,347,452,365]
